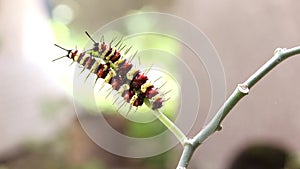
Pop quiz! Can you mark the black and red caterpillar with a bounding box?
[53,32,166,110]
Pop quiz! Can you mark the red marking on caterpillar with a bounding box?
[53,32,168,111]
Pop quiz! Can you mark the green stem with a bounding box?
[153,109,187,145]
[176,46,300,169]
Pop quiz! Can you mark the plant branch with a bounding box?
[176,46,300,169]
[153,109,187,145]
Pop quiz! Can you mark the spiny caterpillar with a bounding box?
[53,32,168,111]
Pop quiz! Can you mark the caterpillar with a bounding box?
[53,32,167,111]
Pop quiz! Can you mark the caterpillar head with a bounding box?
[53,44,78,62]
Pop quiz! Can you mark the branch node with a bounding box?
[216,125,223,131]
[274,47,287,55]
[238,84,249,94]
[184,138,194,146]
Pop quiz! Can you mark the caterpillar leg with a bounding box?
[117,100,126,112]
[144,64,153,75]
[100,35,105,43]
[69,61,75,66]
[124,46,132,55]
[154,76,162,83]
[84,71,93,82]
[80,67,86,74]
[159,81,168,89]
[116,97,125,105]
[94,77,99,87]
[163,89,172,95]
[105,88,113,99]
[118,44,127,51]
[133,107,138,114]
[126,105,132,116]
[109,36,118,47]
[129,50,138,63]
[98,83,106,92]
[112,96,120,105]
[114,37,123,48]
[164,97,170,102]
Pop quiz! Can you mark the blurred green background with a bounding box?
[0,0,300,169]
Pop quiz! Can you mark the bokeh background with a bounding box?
[0,0,300,169]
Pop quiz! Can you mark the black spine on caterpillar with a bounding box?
[53,32,166,110]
